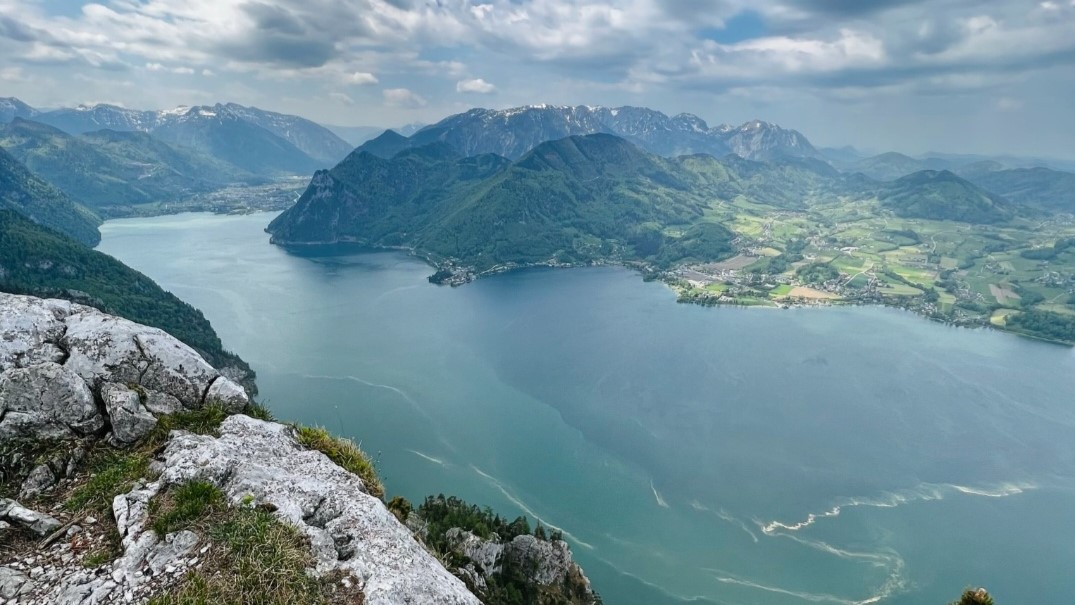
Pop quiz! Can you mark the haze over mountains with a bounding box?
[0,145,101,246]
[0,118,255,209]
[3,95,1074,251]
[358,105,823,162]
[0,98,350,178]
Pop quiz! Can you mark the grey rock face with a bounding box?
[62,310,219,407]
[204,377,249,413]
[18,464,57,501]
[101,383,158,445]
[0,293,249,444]
[160,415,481,605]
[445,528,504,576]
[505,534,579,586]
[0,362,101,440]
[0,296,73,371]
[0,566,30,599]
[0,499,62,536]
[444,528,598,603]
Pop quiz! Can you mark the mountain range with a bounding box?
[325,122,426,147]
[0,98,363,214]
[356,105,823,162]
[16,99,350,166]
[0,117,256,210]
[268,133,939,275]
[268,127,1063,282]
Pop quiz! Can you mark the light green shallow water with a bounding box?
[98,212,1075,605]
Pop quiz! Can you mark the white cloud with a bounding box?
[346,71,378,85]
[0,67,24,81]
[330,91,356,105]
[383,87,427,108]
[0,0,1074,158]
[146,62,196,75]
[456,78,496,94]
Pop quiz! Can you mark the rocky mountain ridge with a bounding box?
[1,99,351,173]
[358,104,822,162]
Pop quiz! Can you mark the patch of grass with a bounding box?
[64,448,150,513]
[294,426,384,500]
[64,405,243,518]
[82,526,122,568]
[149,481,225,537]
[82,548,115,568]
[145,405,231,447]
[0,437,71,500]
[244,401,275,422]
[148,503,353,605]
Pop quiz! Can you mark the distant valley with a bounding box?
[0,97,354,217]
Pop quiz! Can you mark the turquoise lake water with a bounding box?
[98,212,1075,605]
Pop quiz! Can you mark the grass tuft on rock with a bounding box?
[64,448,150,513]
[145,404,231,447]
[149,480,225,537]
[147,501,352,605]
[294,425,384,500]
[64,405,236,514]
[82,525,122,568]
[243,401,275,422]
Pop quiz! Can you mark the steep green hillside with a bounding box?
[269,134,741,274]
[0,118,255,210]
[0,210,250,378]
[880,170,1014,224]
[957,163,1075,212]
[0,146,101,246]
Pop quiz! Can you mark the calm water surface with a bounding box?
[98,212,1075,605]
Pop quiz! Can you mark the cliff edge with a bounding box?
[0,293,595,605]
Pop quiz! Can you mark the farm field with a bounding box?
[669,194,1075,344]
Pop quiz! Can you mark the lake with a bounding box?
[98,212,1075,605]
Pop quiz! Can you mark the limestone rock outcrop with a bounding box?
[159,415,481,605]
[444,528,599,604]
[0,292,250,444]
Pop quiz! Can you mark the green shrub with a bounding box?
[951,588,995,605]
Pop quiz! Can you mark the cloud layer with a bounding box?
[1,0,1073,157]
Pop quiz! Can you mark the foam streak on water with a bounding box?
[470,465,595,550]
[759,480,1037,534]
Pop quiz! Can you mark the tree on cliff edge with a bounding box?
[951,588,994,605]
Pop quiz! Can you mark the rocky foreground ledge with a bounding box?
[0,293,597,605]
[0,293,249,446]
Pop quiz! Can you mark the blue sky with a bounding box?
[2,0,1074,159]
